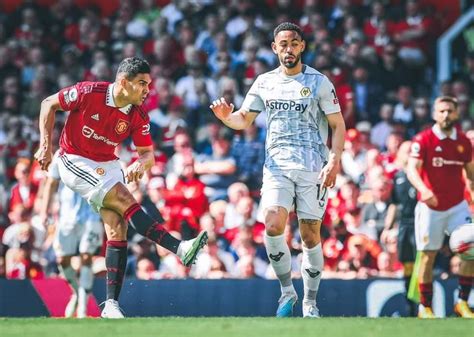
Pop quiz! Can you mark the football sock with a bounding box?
[301,243,323,303]
[106,240,127,301]
[59,265,79,293]
[265,233,294,292]
[79,265,94,292]
[419,282,433,307]
[124,203,180,254]
[458,276,473,302]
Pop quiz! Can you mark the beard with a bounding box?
[439,119,456,131]
[280,53,301,69]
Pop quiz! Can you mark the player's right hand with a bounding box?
[421,189,438,208]
[34,145,52,171]
[210,97,234,121]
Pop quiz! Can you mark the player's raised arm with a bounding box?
[34,93,62,171]
[210,97,258,130]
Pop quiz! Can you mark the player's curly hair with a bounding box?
[116,57,150,80]
[273,22,303,40]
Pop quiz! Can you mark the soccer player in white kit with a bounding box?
[211,22,346,317]
[41,152,104,318]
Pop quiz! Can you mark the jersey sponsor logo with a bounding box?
[91,113,99,121]
[265,100,308,112]
[115,119,129,134]
[300,87,311,97]
[269,252,285,262]
[95,167,105,176]
[142,124,150,136]
[432,157,464,167]
[82,125,119,146]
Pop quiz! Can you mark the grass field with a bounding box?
[1,317,473,337]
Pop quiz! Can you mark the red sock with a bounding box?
[458,276,473,301]
[419,282,433,307]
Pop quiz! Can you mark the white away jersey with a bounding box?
[241,65,340,172]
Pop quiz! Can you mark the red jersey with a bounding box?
[58,82,153,162]
[410,125,472,211]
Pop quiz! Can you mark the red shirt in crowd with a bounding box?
[58,81,153,162]
[410,125,472,211]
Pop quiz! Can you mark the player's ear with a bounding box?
[271,41,277,55]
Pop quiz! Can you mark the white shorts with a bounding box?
[57,153,125,212]
[54,218,104,257]
[414,200,472,251]
[260,167,328,220]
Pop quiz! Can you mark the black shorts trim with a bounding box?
[60,155,99,186]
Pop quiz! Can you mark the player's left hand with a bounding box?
[319,159,340,188]
[125,161,145,183]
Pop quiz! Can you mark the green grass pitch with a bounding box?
[1,317,473,337]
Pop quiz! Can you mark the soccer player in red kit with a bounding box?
[407,96,474,318]
[34,57,208,318]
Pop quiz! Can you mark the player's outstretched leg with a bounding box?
[265,233,297,317]
[124,203,207,266]
[101,240,127,319]
[301,243,323,318]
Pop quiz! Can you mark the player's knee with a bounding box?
[80,253,93,265]
[300,232,319,248]
[57,256,71,267]
[264,207,286,236]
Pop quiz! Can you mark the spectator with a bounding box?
[194,135,237,202]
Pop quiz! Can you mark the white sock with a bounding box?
[59,265,79,293]
[79,265,94,291]
[265,233,294,293]
[301,243,323,303]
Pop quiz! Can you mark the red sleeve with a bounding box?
[58,83,83,112]
[464,138,473,163]
[130,112,153,147]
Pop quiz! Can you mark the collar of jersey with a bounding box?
[278,64,306,79]
[432,124,457,140]
[106,83,132,114]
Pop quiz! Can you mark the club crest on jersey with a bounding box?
[95,167,105,176]
[115,119,129,134]
[300,87,311,97]
[457,145,464,153]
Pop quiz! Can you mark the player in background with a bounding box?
[407,96,474,318]
[211,22,345,317]
[381,141,417,316]
[40,151,104,318]
[35,57,208,318]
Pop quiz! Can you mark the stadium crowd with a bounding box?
[0,0,472,282]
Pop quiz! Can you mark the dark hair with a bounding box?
[273,22,303,40]
[116,57,150,80]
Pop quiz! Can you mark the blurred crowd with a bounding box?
[0,0,473,281]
